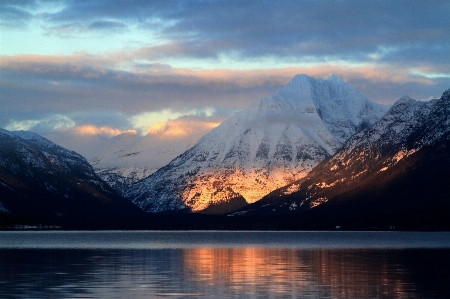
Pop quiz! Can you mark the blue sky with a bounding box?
[1,0,449,143]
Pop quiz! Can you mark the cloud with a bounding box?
[0,1,37,21]
[131,109,184,134]
[146,116,221,139]
[0,5,33,28]
[153,1,450,65]
[72,125,135,139]
[0,54,280,119]
[5,114,75,133]
[46,20,129,36]
[1,53,449,127]
[2,0,448,164]
[131,107,217,135]
[87,20,127,31]
[4,1,449,67]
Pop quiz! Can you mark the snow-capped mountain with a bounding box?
[46,127,210,196]
[0,129,141,223]
[95,167,153,196]
[126,74,389,213]
[243,88,450,218]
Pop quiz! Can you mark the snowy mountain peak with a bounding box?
[396,95,414,104]
[440,88,450,101]
[254,74,314,110]
[7,130,55,148]
[389,96,422,114]
[0,128,13,136]
[327,73,341,80]
[241,88,450,220]
[281,74,313,93]
[126,74,389,213]
[325,73,346,90]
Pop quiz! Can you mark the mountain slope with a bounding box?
[0,129,142,227]
[46,126,210,196]
[241,89,450,226]
[95,167,153,196]
[126,74,388,213]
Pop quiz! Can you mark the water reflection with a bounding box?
[183,248,441,298]
[184,248,311,296]
[1,248,449,298]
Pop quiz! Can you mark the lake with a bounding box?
[1,231,450,298]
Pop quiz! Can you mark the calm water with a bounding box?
[1,231,450,298]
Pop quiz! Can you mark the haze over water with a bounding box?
[1,231,450,298]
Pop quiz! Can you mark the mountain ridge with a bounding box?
[236,88,450,223]
[126,74,389,213]
[0,129,142,227]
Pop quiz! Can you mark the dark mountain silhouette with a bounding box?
[0,129,142,228]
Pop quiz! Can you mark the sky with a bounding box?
[1,0,450,150]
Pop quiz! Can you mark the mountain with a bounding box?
[94,167,153,196]
[92,132,209,195]
[239,89,450,229]
[126,74,389,213]
[0,129,142,227]
[45,124,212,196]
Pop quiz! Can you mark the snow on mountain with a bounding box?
[246,88,450,216]
[45,126,209,195]
[0,129,96,179]
[90,130,208,195]
[95,167,152,195]
[321,91,447,181]
[126,74,389,213]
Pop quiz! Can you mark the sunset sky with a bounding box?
[1,0,449,146]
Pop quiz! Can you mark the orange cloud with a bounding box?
[2,52,442,109]
[146,117,221,139]
[170,64,436,87]
[74,125,136,137]
[1,53,437,88]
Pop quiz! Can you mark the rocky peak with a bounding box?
[440,88,450,101]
